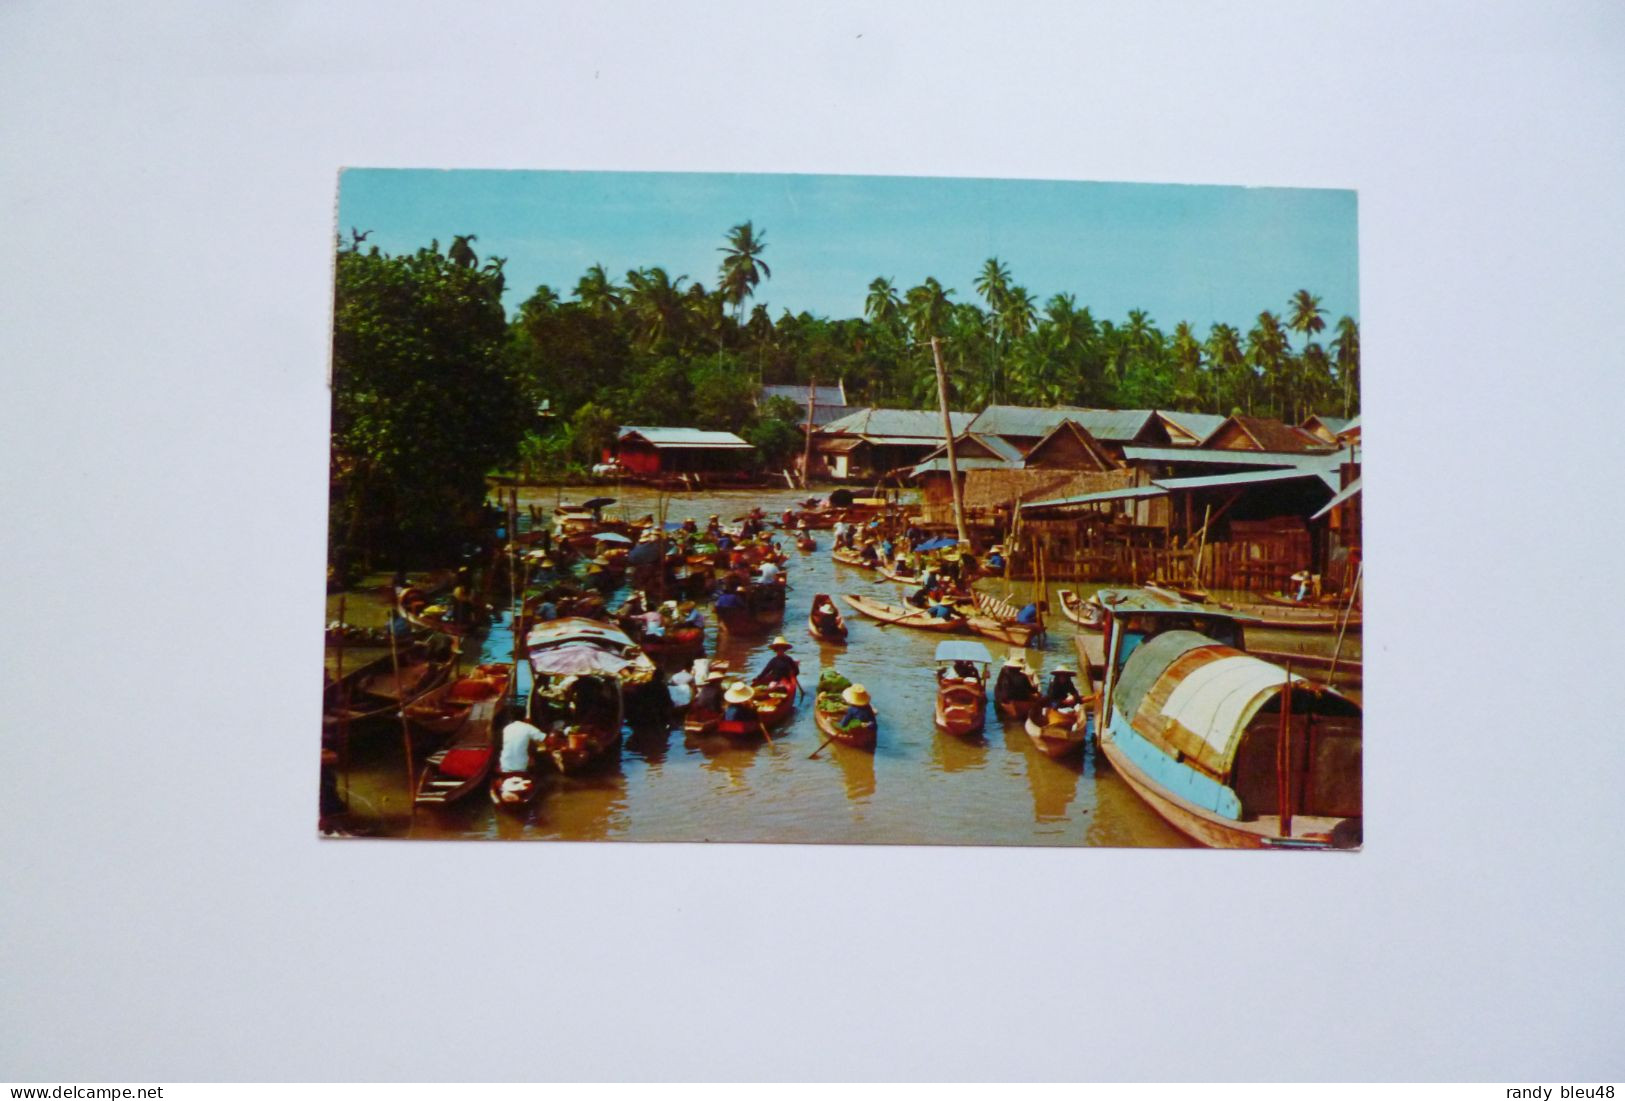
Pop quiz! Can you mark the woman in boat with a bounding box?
[753,637,800,687]
[715,585,746,617]
[839,683,876,728]
[1016,599,1046,626]
[723,682,758,724]
[994,654,1038,706]
[985,545,1006,574]
[810,597,842,636]
[691,671,726,718]
[907,580,933,609]
[1043,665,1083,710]
[678,601,704,630]
[757,558,781,585]
[859,540,879,566]
[681,517,698,534]
[928,599,958,621]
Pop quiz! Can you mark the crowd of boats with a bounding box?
[322,494,1363,850]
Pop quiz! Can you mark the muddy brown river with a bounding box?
[324,485,1360,847]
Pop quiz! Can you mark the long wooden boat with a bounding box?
[682,710,719,737]
[541,719,621,773]
[1260,591,1348,609]
[752,681,796,728]
[1024,705,1088,761]
[996,697,1036,721]
[716,582,786,635]
[814,695,877,752]
[414,664,513,806]
[993,664,1040,721]
[933,639,991,737]
[841,593,961,633]
[807,593,848,643]
[830,546,875,570]
[323,647,454,731]
[1092,587,1362,849]
[1215,600,1362,632]
[396,586,483,638]
[404,662,514,739]
[1057,588,1105,630]
[633,623,706,663]
[524,617,655,772]
[960,613,1038,648]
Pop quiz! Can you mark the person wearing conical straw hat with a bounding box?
[1044,664,1082,710]
[839,683,875,728]
[994,651,1038,705]
[754,636,800,686]
[722,682,758,723]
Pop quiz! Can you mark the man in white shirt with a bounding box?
[498,719,545,773]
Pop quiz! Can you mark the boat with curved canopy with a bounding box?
[1093,589,1362,849]
[933,640,991,737]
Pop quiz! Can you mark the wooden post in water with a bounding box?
[1327,560,1362,684]
[1276,661,1293,839]
[801,377,817,490]
[930,337,969,547]
[334,593,349,807]
[386,611,415,827]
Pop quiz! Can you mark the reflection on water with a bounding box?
[327,484,1367,847]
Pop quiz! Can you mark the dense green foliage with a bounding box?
[330,223,1362,563]
[330,236,526,567]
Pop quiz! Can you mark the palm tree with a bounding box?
[574,263,623,316]
[1246,311,1289,417]
[1169,321,1202,408]
[865,276,903,333]
[1331,315,1360,417]
[974,258,1011,400]
[717,221,771,323]
[1205,323,1246,413]
[903,277,955,345]
[623,266,689,350]
[1286,290,1327,422]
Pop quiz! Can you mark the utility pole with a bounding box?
[801,376,817,490]
[930,337,969,546]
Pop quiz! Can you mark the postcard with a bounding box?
[322,169,1361,848]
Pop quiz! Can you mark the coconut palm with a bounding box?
[903,277,955,344]
[623,266,689,350]
[717,221,771,323]
[1331,315,1360,417]
[1169,321,1202,408]
[1246,311,1290,418]
[865,276,903,333]
[574,263,623,316]
[1205,323,1246,413]
[974,257,1011,400]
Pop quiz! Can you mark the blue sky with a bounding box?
[338,169,1358,336]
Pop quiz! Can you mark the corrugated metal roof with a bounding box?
[618,426,752,448]
[1155,410,1228,443]
[1311,476,1362,520]
[1155,466,1341,492]
[964,404,1090,438]
[964,405,1160,445]
[1121,446,1330,468]
[1301,414,1351,435]
[1020,485,1166,510]
[907,457,1020,477]
[818,407,972,440]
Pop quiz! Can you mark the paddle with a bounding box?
[758,721,775,746]
[808,733,836,759]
